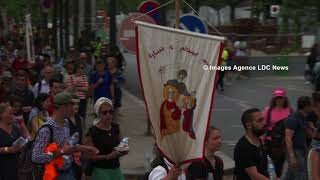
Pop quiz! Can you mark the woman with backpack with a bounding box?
[28,93,50,139]
[263,88,292,177]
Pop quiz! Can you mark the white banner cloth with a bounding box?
[136,21,224,164]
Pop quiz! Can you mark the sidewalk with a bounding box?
[113,90,235,178]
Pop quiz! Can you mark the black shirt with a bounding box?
[0,125,20,179]
[234,136,268,180]
[87,123,121,169]
[68,114,83,144]
[306,111,318,146]
[187,156,224,180]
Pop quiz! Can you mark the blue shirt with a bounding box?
[286,111,307,150]
[89,70,112,101]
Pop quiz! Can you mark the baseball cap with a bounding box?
[54,92,73,107]
[272,88,286,98]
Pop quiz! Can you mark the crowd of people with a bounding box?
[0,31,320,180]
[0,32,128,180]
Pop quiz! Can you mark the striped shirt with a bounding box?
[65,74,89,99]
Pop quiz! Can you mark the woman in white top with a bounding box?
[148,156,186,180]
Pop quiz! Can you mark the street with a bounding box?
[123,52,313,158]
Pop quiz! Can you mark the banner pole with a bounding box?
[175,0,180,29]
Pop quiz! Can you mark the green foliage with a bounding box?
[0,0,40,22]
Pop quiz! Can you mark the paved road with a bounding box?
[122,53,313,158]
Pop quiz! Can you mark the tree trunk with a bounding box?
[59,0,64,58]
[53,0,58,62]
[73,0,79,49]
[0,8,9,37]
[85,0,91,32]
[65,0,69,50]
[317,3,320,22]
[109,0,116,56]
[230,5,235,23]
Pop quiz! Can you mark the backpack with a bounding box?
[141,156,169,180]
[264,108,289,161]
[17,124,53,180]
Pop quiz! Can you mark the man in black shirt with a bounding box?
[234,108,269,180]
[282,96,312,180]
[187,126,224,180]
[306,92,320,146]
[11,71,34,123]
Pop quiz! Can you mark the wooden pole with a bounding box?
[175,0,180,29]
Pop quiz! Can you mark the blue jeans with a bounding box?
[281,149,307,180]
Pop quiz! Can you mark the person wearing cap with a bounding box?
[32,92,99,179]
[282,96,313,180]
[262,88,292,177]
[84,97,128,180]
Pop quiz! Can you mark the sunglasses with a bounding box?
[101,110,114,116]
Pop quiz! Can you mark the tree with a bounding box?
[0,0,40,36]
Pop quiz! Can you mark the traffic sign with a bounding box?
[119,13,156,53]
[179,14,208,34]
[138,0,161,23]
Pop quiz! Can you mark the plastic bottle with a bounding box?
[69,132,80,146]
[121,138,129,146]
[144,152,151,172]
[267,155,277,180]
